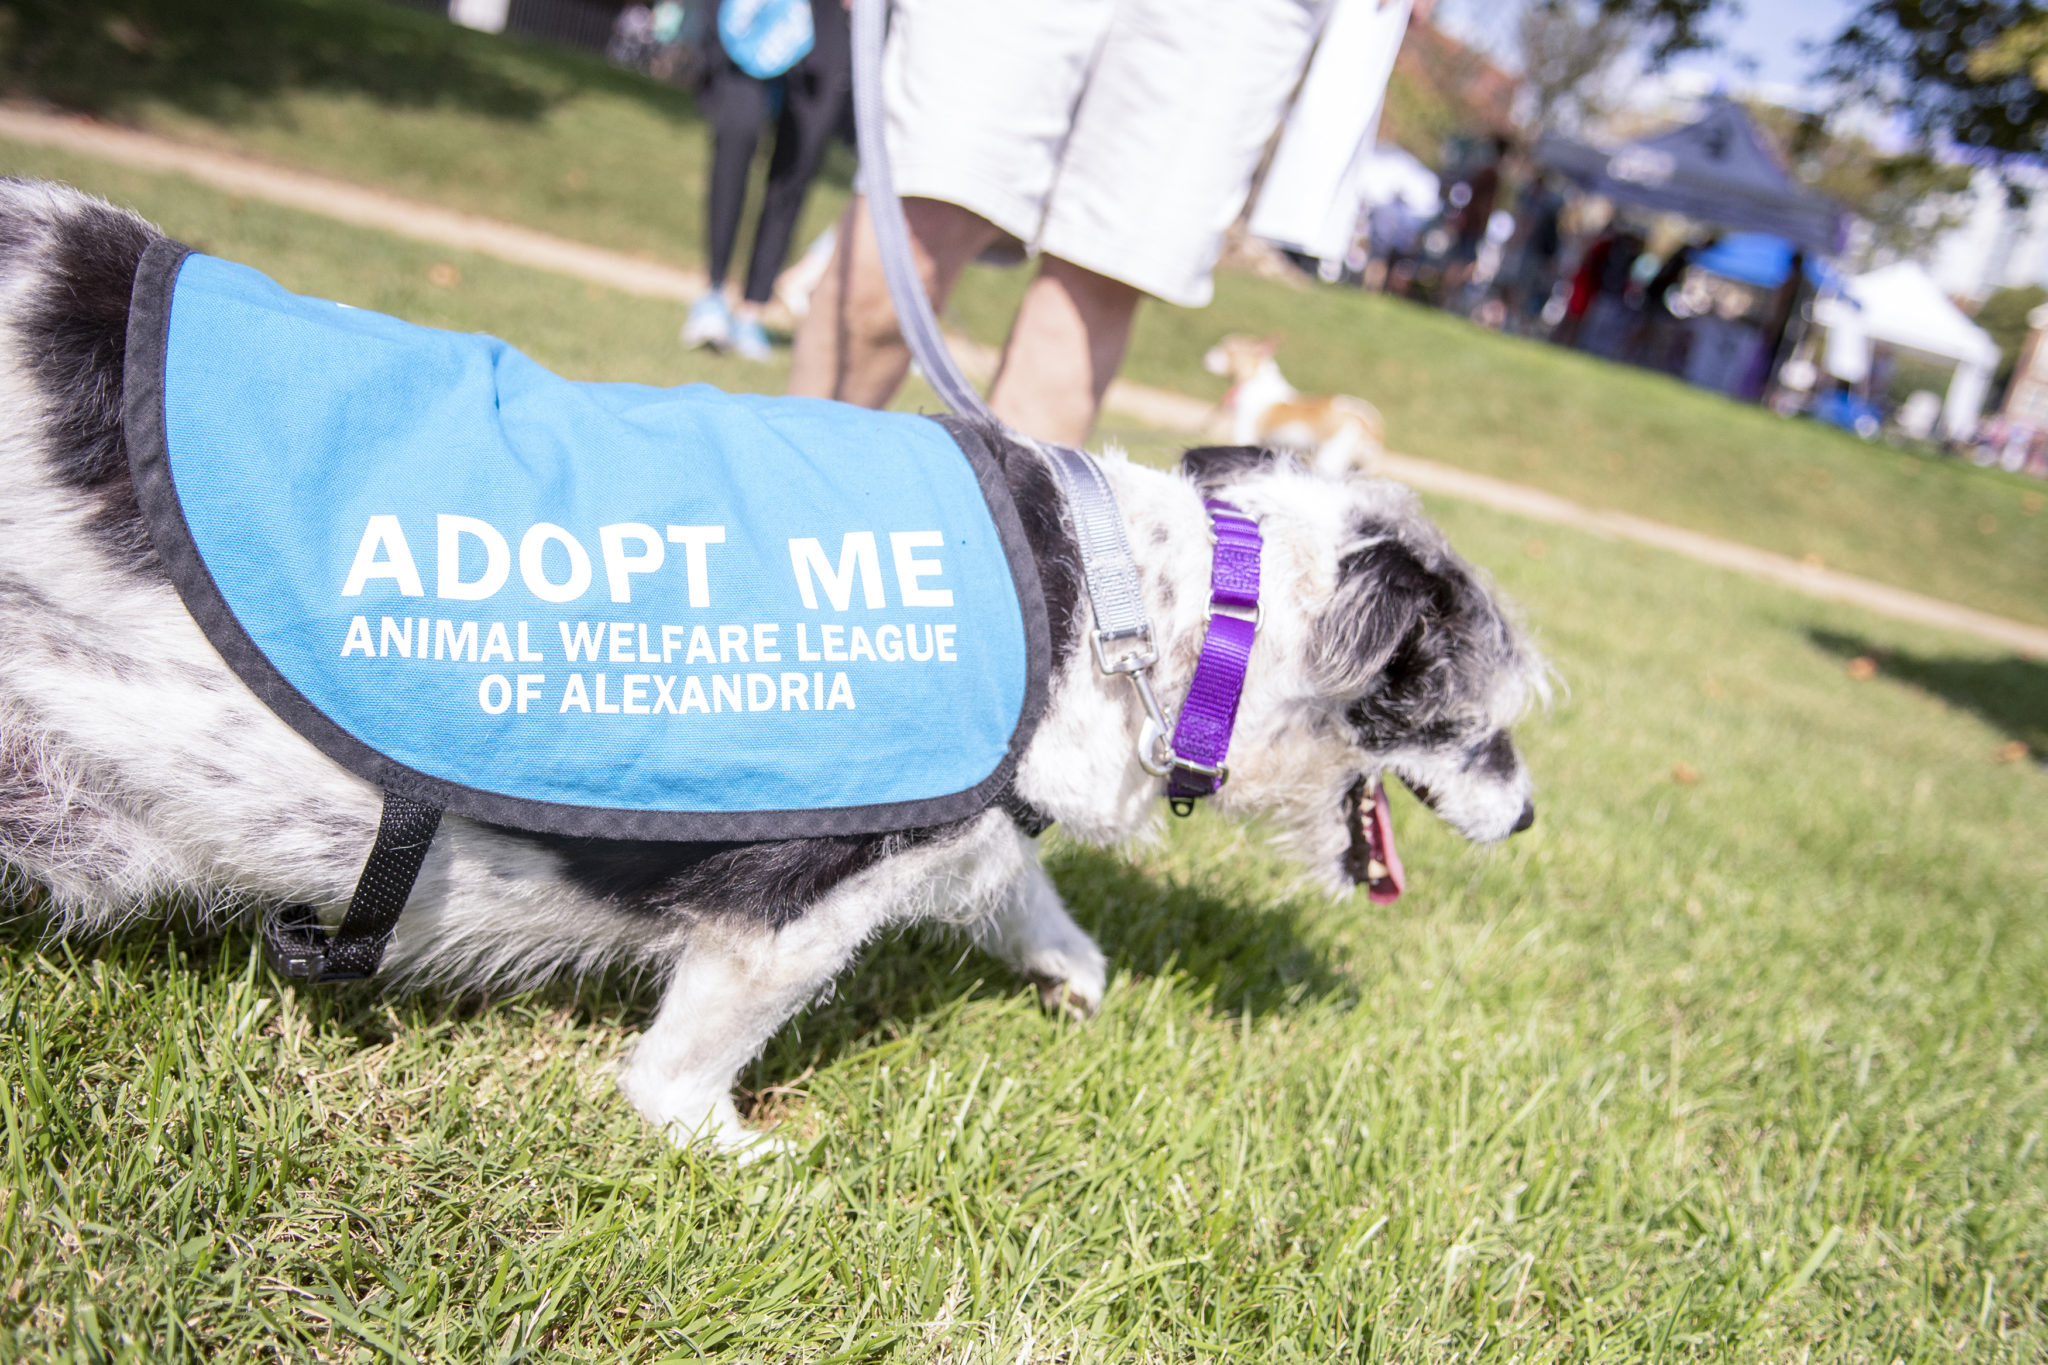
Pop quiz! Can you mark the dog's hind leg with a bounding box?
[973,847,1107,1019]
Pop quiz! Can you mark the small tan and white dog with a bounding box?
[1203,334,1386,479]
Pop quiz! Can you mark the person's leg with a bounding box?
[740,108,839,308]
[787,194,999,406]
[987,255,1141,445]
[791,0,1095,403]
[722,89,816,360]
[740,0,849,309]
[700,55,770,293]
[683,53,771,349]
[989,0,1320,439]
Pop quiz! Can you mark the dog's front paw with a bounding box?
[651,1097,796,1161]
[1028,943,1107,1020]
[620,1067,792,1160]
[1035,975,1100,1020]
[680,1121,798,1165]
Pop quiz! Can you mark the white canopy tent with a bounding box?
[1813,261,2001,439]
[1351,144,1442,218]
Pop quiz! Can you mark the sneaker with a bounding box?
[680,293,732,350]
[730,313,773,362]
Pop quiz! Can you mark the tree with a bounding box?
[1516,1,1647,134]
[1747,103,1975,261]
[1967,11,2048,93]
[1560,0,1725,62]
[1509,0,1741,135]
[1554,1,2048,156]
[1823,2,2048,158]
[1976,284,2048,394]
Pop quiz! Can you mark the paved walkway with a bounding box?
[8,103,2044,660]
[1372,456,2048,658]
[0,106,712,300]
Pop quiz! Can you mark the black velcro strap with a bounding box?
[263,792,443,983]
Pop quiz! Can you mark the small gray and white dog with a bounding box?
[0,181,1543,1151]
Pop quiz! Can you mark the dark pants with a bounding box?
[699,0,850,304]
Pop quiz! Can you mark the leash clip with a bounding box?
[1089,626,1156,676]
[1090,627,1180,777]
[1127,665,1180,778]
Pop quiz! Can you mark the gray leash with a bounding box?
[849,0,1174,774]
[848,0,994,427]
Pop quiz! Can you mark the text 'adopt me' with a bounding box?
[332,515,973,718]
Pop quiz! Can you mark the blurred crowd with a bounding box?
[605,1,711,85]
[1328,134,2035,471]
[1341,139,1813,404]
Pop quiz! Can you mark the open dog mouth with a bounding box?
[1343,776,1406,904]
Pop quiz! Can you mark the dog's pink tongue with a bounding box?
[1366,781,1406,905]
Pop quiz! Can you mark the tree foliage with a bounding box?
[1823,2,2048,157]
[1562,1,2048,157]
[1568,0,1725,62]
[1747,102,1976,261]
[1512,0,1738,135]
[1977,284,2048,391]
[1517,1,1646,134]
[1967,12,2048,94]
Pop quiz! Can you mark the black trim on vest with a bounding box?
[123,239,1054,842]
[262,791,443,982]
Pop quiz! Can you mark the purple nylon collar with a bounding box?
[1165,500,1261,812]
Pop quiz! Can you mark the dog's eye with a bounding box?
[1463,731,1518,777]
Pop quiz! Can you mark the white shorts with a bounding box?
[882,0,1326,307]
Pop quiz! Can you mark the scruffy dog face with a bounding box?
[1180,448,1545,894]
[1317,505,1540,859]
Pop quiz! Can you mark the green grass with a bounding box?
[0,142,784,395]
[0,0,850,272]
[1,141,2046,1362]
[5,500,2044,1361]
[7,0,2041,627]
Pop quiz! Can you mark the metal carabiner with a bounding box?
[1128,665,1178,777]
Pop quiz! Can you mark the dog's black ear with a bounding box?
[1180,445,1278,492]
[1320,522,1524,746]
[1321,536,1434,692]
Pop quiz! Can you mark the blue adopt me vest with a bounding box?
[122,242,1050,975]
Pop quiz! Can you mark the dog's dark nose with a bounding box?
[1511,800,1535,834]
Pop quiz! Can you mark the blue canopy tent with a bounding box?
[1692,232,1848,291]
[1534,99,1845,254]
[1695,233,1795,287]
[1693,232,1787,286]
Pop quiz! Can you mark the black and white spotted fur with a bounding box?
[0,182,1544,1151]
